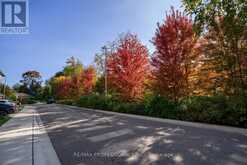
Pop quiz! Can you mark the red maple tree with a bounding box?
[151,8,198,101]
[107,33,149,101]
[82,66,96,94]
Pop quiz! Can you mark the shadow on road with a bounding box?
[29,104,247,165]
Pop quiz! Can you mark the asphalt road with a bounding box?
[35,104,247,165]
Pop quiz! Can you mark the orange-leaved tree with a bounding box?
[151,8,199,101]
[50,57,96,99]
[107,33,150,101]
[81,65,96,94]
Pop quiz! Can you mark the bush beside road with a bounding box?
[57,94,247,128]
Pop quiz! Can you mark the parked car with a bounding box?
[0,100,17,113]
[47,98,55,104]
[0,99,16,106]
[0,103,15,115]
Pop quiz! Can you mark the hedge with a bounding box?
[59,94,247,128]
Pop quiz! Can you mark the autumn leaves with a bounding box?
[107,34,149,101]
[106,9,201,102]
[151,9,198,101]
[51,4,246,103]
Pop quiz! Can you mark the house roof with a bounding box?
[16,93,31,97]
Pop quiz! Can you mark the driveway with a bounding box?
[1,104,247,165]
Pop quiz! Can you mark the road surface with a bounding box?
[38,104,247,165]
[1,104,247,165]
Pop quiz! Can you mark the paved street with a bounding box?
[1,104,247,165]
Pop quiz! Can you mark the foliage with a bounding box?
[63,56,83,76]
[7,92,17,101]
[81,66,96,94]
[0,116,10,126]
[94,76,105,94]
[19,70,42,96]
[151,8,199,101]
[26,97,37,104]
[144,95,177,119]
[178,95,247,127]
[56,99,75,105]
[0,84,16,101]
[182,0,247,35]
[49,57,83,99]
[76,94,146,115]
[182,0,247,96]
[7,5,246,128]
[58,92,247,128]
[66,93,247,128]
[107,33,150,101]
[41,82,52,100]
[198,20,246,96]
[0,70,5,78]
[50,76,72,99]
[76,94,108,109]
[48,57,96,100]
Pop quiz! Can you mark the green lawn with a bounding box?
[0,116,10,126]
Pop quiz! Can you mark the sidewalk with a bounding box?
[0,105,61,165]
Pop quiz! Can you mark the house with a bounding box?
[15,93,31,103]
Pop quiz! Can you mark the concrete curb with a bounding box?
[34,108,61,165]
[60,104,247,136]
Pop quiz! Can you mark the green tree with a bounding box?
[20,70,42,96]
[0,70,5,77]
[63,56,83,76]
[0,84,16,100]
[183,0,247,96]
[94,76,105,94]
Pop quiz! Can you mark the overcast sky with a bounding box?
[0,0,182,86]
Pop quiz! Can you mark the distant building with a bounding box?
[16,93,31,103]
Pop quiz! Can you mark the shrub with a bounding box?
[223,96,247,127]
[75,94,146,115]
[59,93,247,128]
[118,102,146,115]
[25,97,37,104]
[178,95,247,127]
[57,99,74,105]
[144,95,177,119]
[76,94,112,110]
[8,93,17,101]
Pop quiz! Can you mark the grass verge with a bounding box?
[0,115,10,126]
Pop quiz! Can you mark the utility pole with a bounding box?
[102,46,108,97]
[0,71,6,99]
[3,77,6,99]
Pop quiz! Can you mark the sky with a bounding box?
[0,0,182,86]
